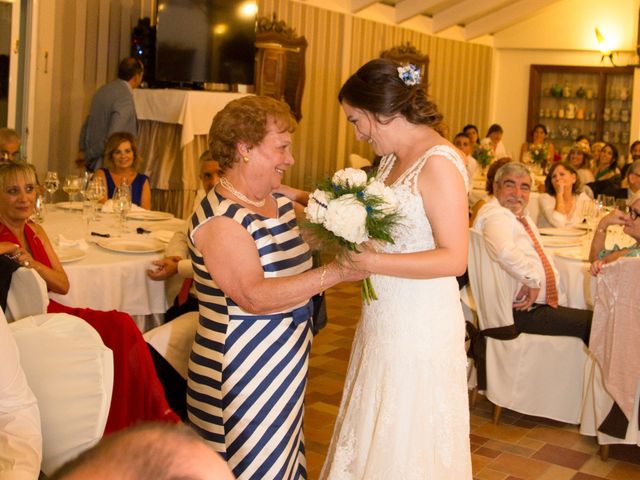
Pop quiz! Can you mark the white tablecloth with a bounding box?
[40,206,185,323]
[134,89,248,147]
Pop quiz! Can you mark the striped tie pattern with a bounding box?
[517,216,559,308]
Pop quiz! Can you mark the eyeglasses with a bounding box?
[627,206,640,221]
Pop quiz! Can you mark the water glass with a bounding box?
[43,171,59,207]
[113,186,131,232]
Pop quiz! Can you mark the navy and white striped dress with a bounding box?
[187,190,313,480]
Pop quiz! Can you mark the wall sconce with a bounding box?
[595,27,617,66]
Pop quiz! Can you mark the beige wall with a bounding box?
[36,0,492,188]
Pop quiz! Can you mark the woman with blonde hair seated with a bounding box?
[0,161,178,434]
[566,142,595,187]
[538,162,591,228]
[95,132,151,209]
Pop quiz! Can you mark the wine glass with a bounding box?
[62,175,82,208]
[85,178,105,220]
[43,171,59,208]
[113,186,132,232]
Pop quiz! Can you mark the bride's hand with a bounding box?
[340,242,378,273]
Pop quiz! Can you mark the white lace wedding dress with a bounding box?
[320,145,472,479]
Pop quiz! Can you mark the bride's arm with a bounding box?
[350,155,468,279]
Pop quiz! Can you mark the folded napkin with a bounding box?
[101,199,145,213]
[57,235,89,251]
[149,230,175,244]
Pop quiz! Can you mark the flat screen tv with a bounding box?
[155,0,256,86]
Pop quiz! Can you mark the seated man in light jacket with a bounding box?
[472,162,592,344]
[147,151,220,321]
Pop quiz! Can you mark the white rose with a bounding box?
[305,189,331,224]
[364,180,399,215]
[332,168,368,188]
[323,194,369,244]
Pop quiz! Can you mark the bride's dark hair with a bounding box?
[338,58,445,134]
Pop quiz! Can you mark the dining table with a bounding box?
[541,225,635,310]
[38,202,186,332]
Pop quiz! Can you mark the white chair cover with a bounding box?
[9,314,114,476]
[5,268,49,322]
[0,308,42,480]
[580,258,640,445]
[144,311,198,380]
[468,229,588,423]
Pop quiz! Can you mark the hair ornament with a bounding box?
[397,64,421,86]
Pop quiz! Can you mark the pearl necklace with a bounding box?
[219,176,266,207]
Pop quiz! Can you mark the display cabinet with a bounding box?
[527,65,634,156]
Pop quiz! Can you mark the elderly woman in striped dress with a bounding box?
[186,95,365,479]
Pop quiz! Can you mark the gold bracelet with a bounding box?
[319,265,328,291]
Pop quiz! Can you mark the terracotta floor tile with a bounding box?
[518,437,546,452]
[534,464,576,479]
[473,422,531,444]
[485,439,538,457]
[477,446,503,458]
[475,467,509,479]
[486,452,551,478]
[579,457,618,477]
[572,473,610,480]
[531,444,591,470]
[527,426,586,449]
[605,461,640,479]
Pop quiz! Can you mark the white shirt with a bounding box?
[472,197,567,305]
[538,191,591,228]
[0,312,42,480]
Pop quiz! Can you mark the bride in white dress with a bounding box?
[320,59,472,479]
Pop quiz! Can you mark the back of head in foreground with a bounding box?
[50,423,235,480]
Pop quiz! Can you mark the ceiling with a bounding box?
[351,0,565,40]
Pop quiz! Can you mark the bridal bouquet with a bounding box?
[528,143,548,165]
[305,168,401,304]
[474,139,494,168]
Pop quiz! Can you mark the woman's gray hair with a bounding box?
[494,162,531,185]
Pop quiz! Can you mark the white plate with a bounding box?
[55,201,83,211]
[552,250,589,262]
[97,238,164,254]
[539,227,585,237]
[55,247,86,263]
[541,237,583,248]
[126,210,174,221]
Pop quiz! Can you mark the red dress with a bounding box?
[0,222,179,433]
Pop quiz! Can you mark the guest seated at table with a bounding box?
[0,161,179,434]
[147,150,220,321]
[187,95,365,478]
[94,132,151,209]
[605,159,640,200]
[519,123,554,165]
[588,143,623,198]
[473,162,592,344]
[593,143,620,182]
[538,162,591,228]
[0,127,21,163]
[484,123,508,159]
[589,192,640,276]
[575,135,591,154]
[469,157,511,226]
[453,131,477,182]
[463,124,480,148]
[566,142,595,187]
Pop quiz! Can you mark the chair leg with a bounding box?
[469,388,478,409]
[599,444,609,462]
[493,405,502,425]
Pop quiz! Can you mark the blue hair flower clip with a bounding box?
[397,64,421,86]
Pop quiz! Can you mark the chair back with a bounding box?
[0,307,42,477]
[9,313,114,475]
[5,267,49,322]
[144,311,198,380]
[468,229,517,330]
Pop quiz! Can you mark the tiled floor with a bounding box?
[304,281,640,480]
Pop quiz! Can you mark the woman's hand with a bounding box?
[590,259,606,276]
[2,243,36,268]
